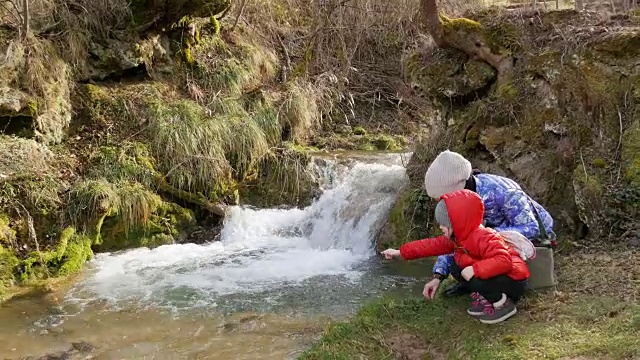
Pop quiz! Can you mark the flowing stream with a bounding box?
[0,152,430,359]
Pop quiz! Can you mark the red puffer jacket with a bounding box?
[399,190,530,281]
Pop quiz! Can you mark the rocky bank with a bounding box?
[378,8,640,251]
[1,0,638,302]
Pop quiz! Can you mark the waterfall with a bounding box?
[67,153,411,313]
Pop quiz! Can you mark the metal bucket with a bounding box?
[525,247,557,290]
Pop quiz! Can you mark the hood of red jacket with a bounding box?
[440,189,484,240]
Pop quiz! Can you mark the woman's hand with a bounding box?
[381,249,401,260]
[422,278,441,299]
[461,266,475,281]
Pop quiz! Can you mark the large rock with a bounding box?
[0,87,33,116]
[132,0,230,28]
[0,135,53,178]
[393,9,640,247]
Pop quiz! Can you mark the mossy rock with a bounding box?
[406,10,640,242]
[0,135,53,178]
[77,82,173,132]
[0,154,65,254]
[370,134,404,151]
[353,126,367,136]
[18,227,93,282]
[0,214,16,244]
[131,0,230,28]
[622,118,640,186]
[376,188,432,252]
[1,38,71,144]
[0,244,19,298]
[69,177,196,252]
[96,201,195,252]
[411,48,496,99]
[591,31,640,60]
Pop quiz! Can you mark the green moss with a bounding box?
[27,100,38,116]
[576,165,603,195]
[0,245,19,298]
[440,15,482,33]
[0,214,15,244]
[68,177,177,247]
[57,232,92,276]
[485,22,523,55]
[414,49,495,99]
[80,83,137,126]
[0,172,64,252]
[591,158,607,168]
[369,134,401,151]
[210,16,221,35]
[96,200,195,252]
[384,191,412,249]
[67,173,200,252]
[183,46,195,64]
[592,32,640,59]
[377,188,432,252]
[19,227,93,282]
[353,126,367,136]
[622,120,640,186]
[282,141,319,153]
[497,82,519,100]
[356,142,376,151]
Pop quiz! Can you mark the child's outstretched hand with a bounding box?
[422,278,441,299]
[381,249,401,260]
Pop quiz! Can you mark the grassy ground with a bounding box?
[300,247,640,359]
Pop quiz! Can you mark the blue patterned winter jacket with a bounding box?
[432,173,554,276]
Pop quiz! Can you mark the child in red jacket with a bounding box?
[382,189,530,324]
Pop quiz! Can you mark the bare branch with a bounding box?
[232,0,248,32]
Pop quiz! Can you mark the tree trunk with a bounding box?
[419,0,514,85]
[422,0,445,46]
[21,0,29,40]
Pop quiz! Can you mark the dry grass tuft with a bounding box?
[68,179,162,233]
[223,113,271,179]
[146,100,232,195]
[280,79,321,143]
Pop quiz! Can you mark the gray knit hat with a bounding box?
[434,199,452,230]
[424,150,472,199]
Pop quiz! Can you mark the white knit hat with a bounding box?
[423,150,472,199]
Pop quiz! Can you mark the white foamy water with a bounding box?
[66,153,412,313]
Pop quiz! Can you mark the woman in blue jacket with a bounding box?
[421,150,555,297]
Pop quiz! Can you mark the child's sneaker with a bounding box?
[479,294,517,324]
[467,292,489,316]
